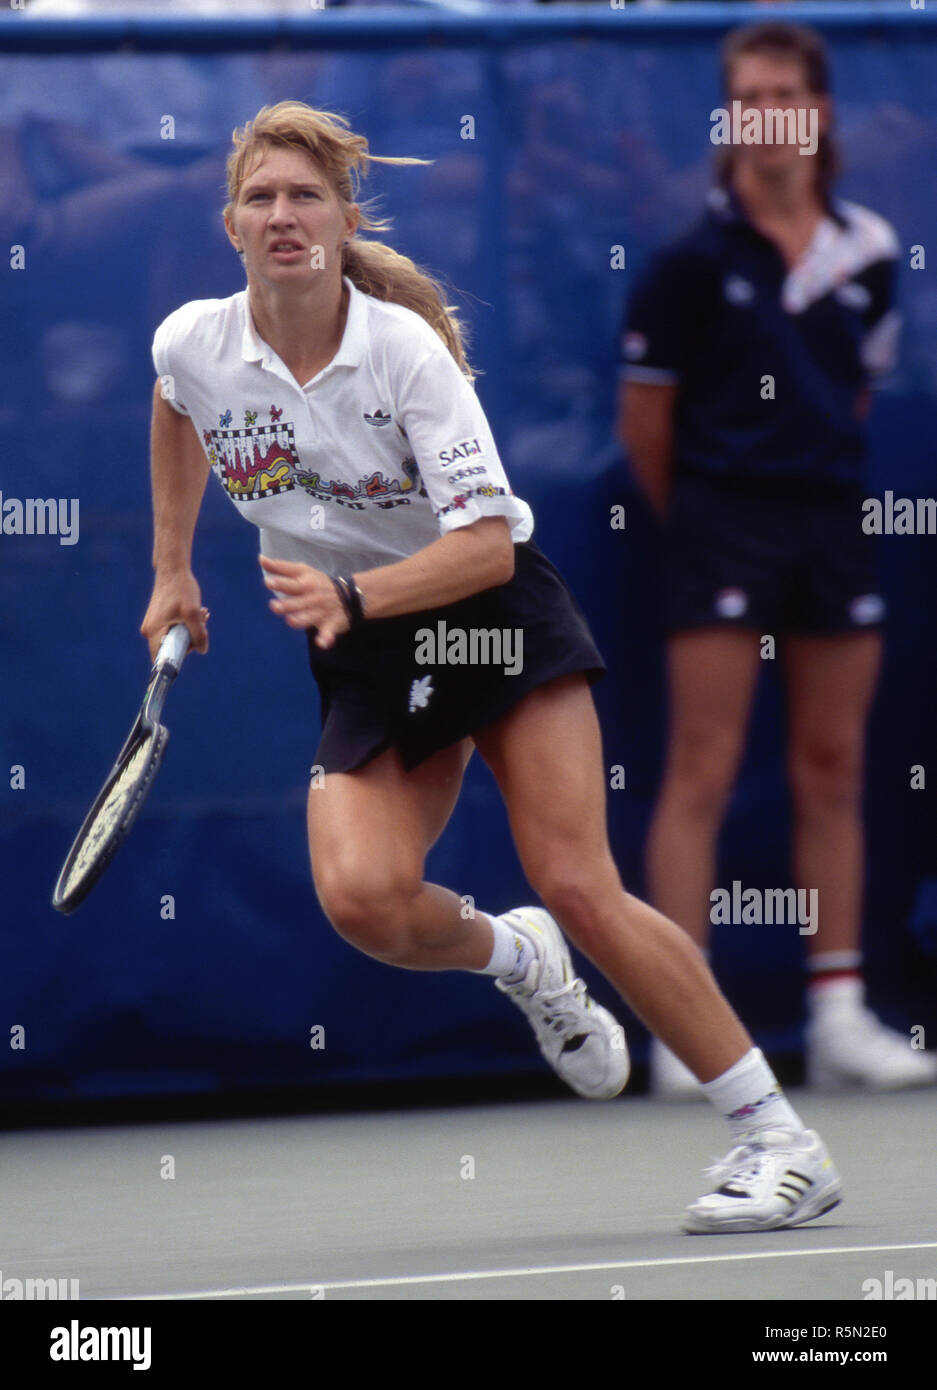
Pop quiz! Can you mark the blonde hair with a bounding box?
[224,101,473,376]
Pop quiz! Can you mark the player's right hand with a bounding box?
[141,570,210,661]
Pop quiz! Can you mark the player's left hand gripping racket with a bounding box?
[52,624,192,914]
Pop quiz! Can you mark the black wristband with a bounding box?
[331,574,366,628]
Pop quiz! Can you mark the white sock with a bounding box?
[472,914,536,983]
[701,1048,805,1141]
[808,975,864,1018]
[807,949,862,978]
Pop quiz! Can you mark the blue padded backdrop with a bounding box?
[1,3,935,1105]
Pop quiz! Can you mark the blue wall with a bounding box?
[2,3,935,1106]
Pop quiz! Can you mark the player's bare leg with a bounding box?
[307,739,497,969]
[642,628,761,1092]
[645,629,762,950]
[784,632,881,957]
[786,632,936,1087]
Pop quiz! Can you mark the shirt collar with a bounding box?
[330,276,369,367]
[706,183,848,233]
[239,276,368,370]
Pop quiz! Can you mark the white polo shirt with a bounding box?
[151,277,534,576]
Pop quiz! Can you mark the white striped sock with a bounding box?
[701,1048,805,1141]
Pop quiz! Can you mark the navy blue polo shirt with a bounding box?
[620,187,900,487]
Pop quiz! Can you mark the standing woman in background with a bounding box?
[143,100,845,1232]
[619,23,936,1096]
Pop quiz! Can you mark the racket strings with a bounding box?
[61,736,155,897]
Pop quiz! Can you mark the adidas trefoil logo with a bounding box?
[409,675,433,712]
[364,409,392,427]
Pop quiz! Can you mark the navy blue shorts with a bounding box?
[664,472,886,636]
[307,540,606,773]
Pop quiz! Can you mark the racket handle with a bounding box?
[155,623,191,674]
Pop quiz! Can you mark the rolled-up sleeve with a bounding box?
[395,345,534,543]
[619,246,702,386]
[151,311,192,417]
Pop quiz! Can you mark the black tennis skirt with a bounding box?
[306,540,605,773]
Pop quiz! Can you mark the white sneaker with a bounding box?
[683,1128,842,1234]
[807,993,937,1091]
[649,1037,704,1101]
[494,907,630,1099]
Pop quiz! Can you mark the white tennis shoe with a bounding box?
[494,907,630,1100]
[806,1001,937,1090]
[683,1128,842,1234]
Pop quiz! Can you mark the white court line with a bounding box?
[119,1240,937,1300]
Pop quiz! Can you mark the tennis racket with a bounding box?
[52,624,192,914]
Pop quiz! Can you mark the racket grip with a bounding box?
[156,623,191,674]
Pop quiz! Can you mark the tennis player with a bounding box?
[619,22,936,1099]
[142,101,843,1233]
